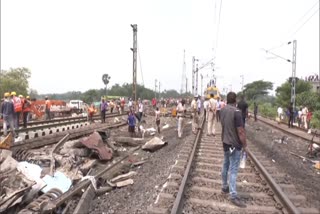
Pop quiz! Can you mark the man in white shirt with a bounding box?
[207,94,217,136]
[191,96,199,134]
[277,107,283,120]
[203,98,209,121]
[176,99,186,138]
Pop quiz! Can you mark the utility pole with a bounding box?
[131,24,138,103]
[181,50,186,94]
[192,56,195,96]
[155,79,157,99]
[195,63,199,96]
[291,40,297,110]
[240,75,244,92]
[159,82,161,99]
[200,74,203,96]
[186,78,188,94]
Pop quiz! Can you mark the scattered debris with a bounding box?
[272,159,276,163]
[142,137,168,152]
[162,124,170,130]
[314,162,320,170]
[111,171,137,183]
[131,159,148,167]
[0,133,12,149]
[42,171,72,193]
[81,131,113,160]
[116,179,134,187]
[50,134,70,176]
[114,137,146,147]
[290,152,319,164]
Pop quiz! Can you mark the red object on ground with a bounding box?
[81,131,113,160]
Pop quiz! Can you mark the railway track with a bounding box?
[1,113,126,141]
[148,118,320,214]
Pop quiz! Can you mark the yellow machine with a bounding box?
[205,85,220,99]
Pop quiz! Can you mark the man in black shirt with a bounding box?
[237,95,248,128]
[288,102,294,128]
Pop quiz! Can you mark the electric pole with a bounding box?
[131,24,138,103]
[195,63,199,96]
[200,74,203,96]
[192,56,195,96]
[240,75,244,92]
[181,50,186,94]
[159,82,161,99]
[291,40,297,110]
[155,79,157,99]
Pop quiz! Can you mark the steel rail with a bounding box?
[170,117,205,214]
[0,113,126,135]
[247,147,300,214]
[0,112,122,130]
[256,116,320,146]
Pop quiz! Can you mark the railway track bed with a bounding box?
[148,119,320,214]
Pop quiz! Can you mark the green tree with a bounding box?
[0,67,31,97]
[242,80,273,101]
[296,91,320,111]
[275,79,312,107]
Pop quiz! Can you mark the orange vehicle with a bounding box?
[30,100,69,119]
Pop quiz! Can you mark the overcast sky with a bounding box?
[1,0,319,95]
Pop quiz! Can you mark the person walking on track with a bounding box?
[155,107,161,133]
[237,95,248,128]
[207,93,217,136]
[191,95,199,134]
[100,98,108,123]
[1,92,16,137]
[220,92,247,208]
[176,99,186,138]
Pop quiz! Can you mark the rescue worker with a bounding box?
[137,98,144,122]
[1,92,16,137]
[287,102,294,128]
[110,99,115,113]
[216,97,221,122]
[128,109,136,137]
[88,104,97,123]
[45,96,51,120]
[100,98,108,123]
[237,95,248,128]
[207,93,217,136]
[220,92,247,208]
[176,99,186,138]
[11,92,22,129]
[155,107,161,133]
[120,97,125,113]
[203,98,209,122]
[253,102,258,122]
[191,95,199,134]
[22,95,31,128]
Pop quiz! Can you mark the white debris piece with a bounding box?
[142,137,168,152]
[42,171,72,193]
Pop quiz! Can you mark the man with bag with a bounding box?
[191,95,199,134]
[220,92,247,208]
[207,93,217,136]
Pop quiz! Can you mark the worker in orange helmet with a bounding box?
[11,92,22,129]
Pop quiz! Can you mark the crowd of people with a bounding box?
[0,92,33,137]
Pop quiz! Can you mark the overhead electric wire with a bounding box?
[214,0,223,56]
[289,7,319,38]
[267,1,319,51]
[137,43,144,86]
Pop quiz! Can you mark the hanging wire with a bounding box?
[137,43,144,86]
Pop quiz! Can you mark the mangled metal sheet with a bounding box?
[81,131,113,160]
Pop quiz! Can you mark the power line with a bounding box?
[289,8,319,38]
[137,43,144,86]
[215,0,223,54]
[267,1,319,51]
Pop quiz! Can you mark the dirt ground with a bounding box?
[89,114,193,214]
[246,118,320,210]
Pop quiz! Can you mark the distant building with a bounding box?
[304,74,320,93]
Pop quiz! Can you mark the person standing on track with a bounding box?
[216,97,221,122]
[287,102,294,128]
[128,109,136,137]
[44,96,52,121]
[237,95,248,128]
[220,92,247,208]
[100,98,108,123]
[11,92,22,129]
[203,98,209,122]
[176,99,186,138]
[1,92,16,137]
[155,107,161,133]
[207,93,217,136]
[191,96,199,134]
[253,102,258,122]
[22,96,31,128]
